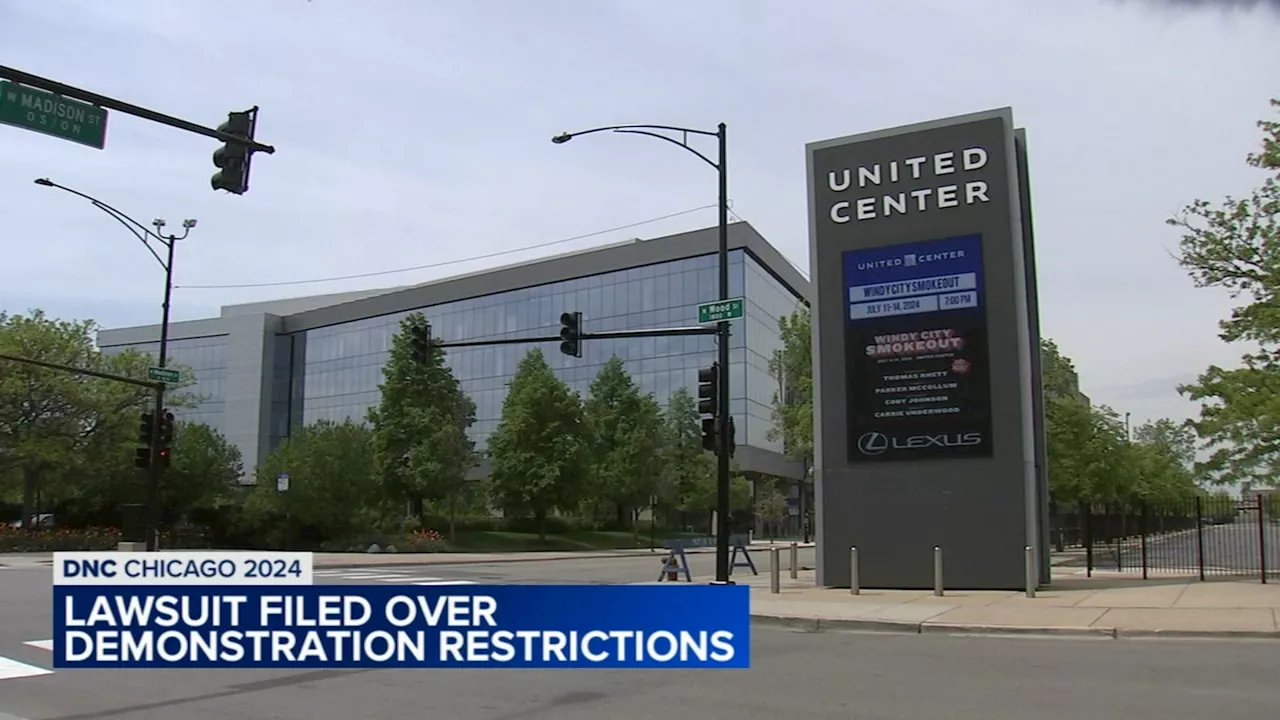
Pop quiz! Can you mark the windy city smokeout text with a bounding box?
[827,147,991,223]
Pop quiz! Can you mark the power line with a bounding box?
[176,204,720,290]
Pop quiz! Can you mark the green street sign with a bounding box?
[0,81,107,149]
[698,297,745,323]
[147,366,181,384]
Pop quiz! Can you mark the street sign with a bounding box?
[277,473,290,492]
[146,366,180,384]
[698,298,745,323]
[0,81,107,149]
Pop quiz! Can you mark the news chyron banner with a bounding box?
[51,552,750,670]
[842,233,994,463]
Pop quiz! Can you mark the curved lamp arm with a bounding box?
[34,178,193,271]
[551,123,722,171]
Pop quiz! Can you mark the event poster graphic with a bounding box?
[842,233,994,463]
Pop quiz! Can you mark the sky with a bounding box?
[0,0,1277,430]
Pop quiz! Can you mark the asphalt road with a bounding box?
[4,555,1280,720]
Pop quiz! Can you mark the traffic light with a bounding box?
[138,412,155,445]
[559,311,582,357]
[409,322,433,365]
[698,363,719,451]
[157,411,175,447]
[697,363,719,415]
[135,411,155,468]
[211,108,258,195]
[157,447,171,469]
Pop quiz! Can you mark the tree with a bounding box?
[485,349,588,539]
[767,305,813,469]
[367,313,476,541]
[754,484,789,540]
[1168,97,1280,486]
[163,421,243,529]
[248,419,379,546]
[1040,338,1084,400]
[0,310,195,526]
[660,387,715,517]
[582,356,665,529]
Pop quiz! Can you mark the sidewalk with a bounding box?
[732,568,1280,639]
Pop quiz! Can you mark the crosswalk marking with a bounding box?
[0,655,51,681]
[23,640,53,652]
[413,580,475,586]
[312,569,478,585]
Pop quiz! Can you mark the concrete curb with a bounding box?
[1114,628,1280,640]
[750,614,1280,640]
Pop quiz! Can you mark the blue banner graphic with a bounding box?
[52,584,750,670]
[843,234,985,322]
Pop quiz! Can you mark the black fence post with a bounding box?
[1195,494,1206,582]
[1082,501,1094,577]
[1260,496,1268,585]
[1140,500,1149,580]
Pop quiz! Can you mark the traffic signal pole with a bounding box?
[714,122,732,585]
[145,235,176,551]
[549,120,735,584]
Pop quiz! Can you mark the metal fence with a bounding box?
[1050,495,1279,582]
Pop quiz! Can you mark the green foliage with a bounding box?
[767,305,812,463]
[163,421,243,527]
[581,356,665,526]
[754,484,789,538]
[367,312,476,538]
[485,349,588,537]
[0,310,199,521]
[1040,339,1083,400]
[660,386,715,511]
[1169,97,1280,486]
[684,471,752,515]
[248,419,379,544]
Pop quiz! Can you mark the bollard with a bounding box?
[933,546,944,597]
[769,547,781,594]
[1024,545,1036,598]
[849,546,860,595]
[789,541,799,579]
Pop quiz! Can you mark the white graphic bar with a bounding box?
[850,294,939,320]
[849,272,977,303]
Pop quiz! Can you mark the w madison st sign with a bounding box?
[806,108,1049,590]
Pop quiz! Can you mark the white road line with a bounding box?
[335,573,419,581]
[311,570,345,576]
[413,580,477,586]
[0,655,52,680]
[23,640,53,652]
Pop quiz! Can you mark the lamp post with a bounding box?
[551,123,733,584]
[34,178,196,551]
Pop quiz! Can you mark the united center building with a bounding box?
[97,222,810,488]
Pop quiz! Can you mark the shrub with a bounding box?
[0,526,121,552]
[400,528,447,553]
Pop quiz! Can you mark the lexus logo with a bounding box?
[857,432,889,455]
[857,431,983,455]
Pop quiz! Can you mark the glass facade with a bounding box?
[100,248,808,469]
[296,251,764,451]
[743,256,808,453]
[99,335,230,435]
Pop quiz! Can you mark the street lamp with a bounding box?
[551,123,734,584]
[34,177,196,551]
